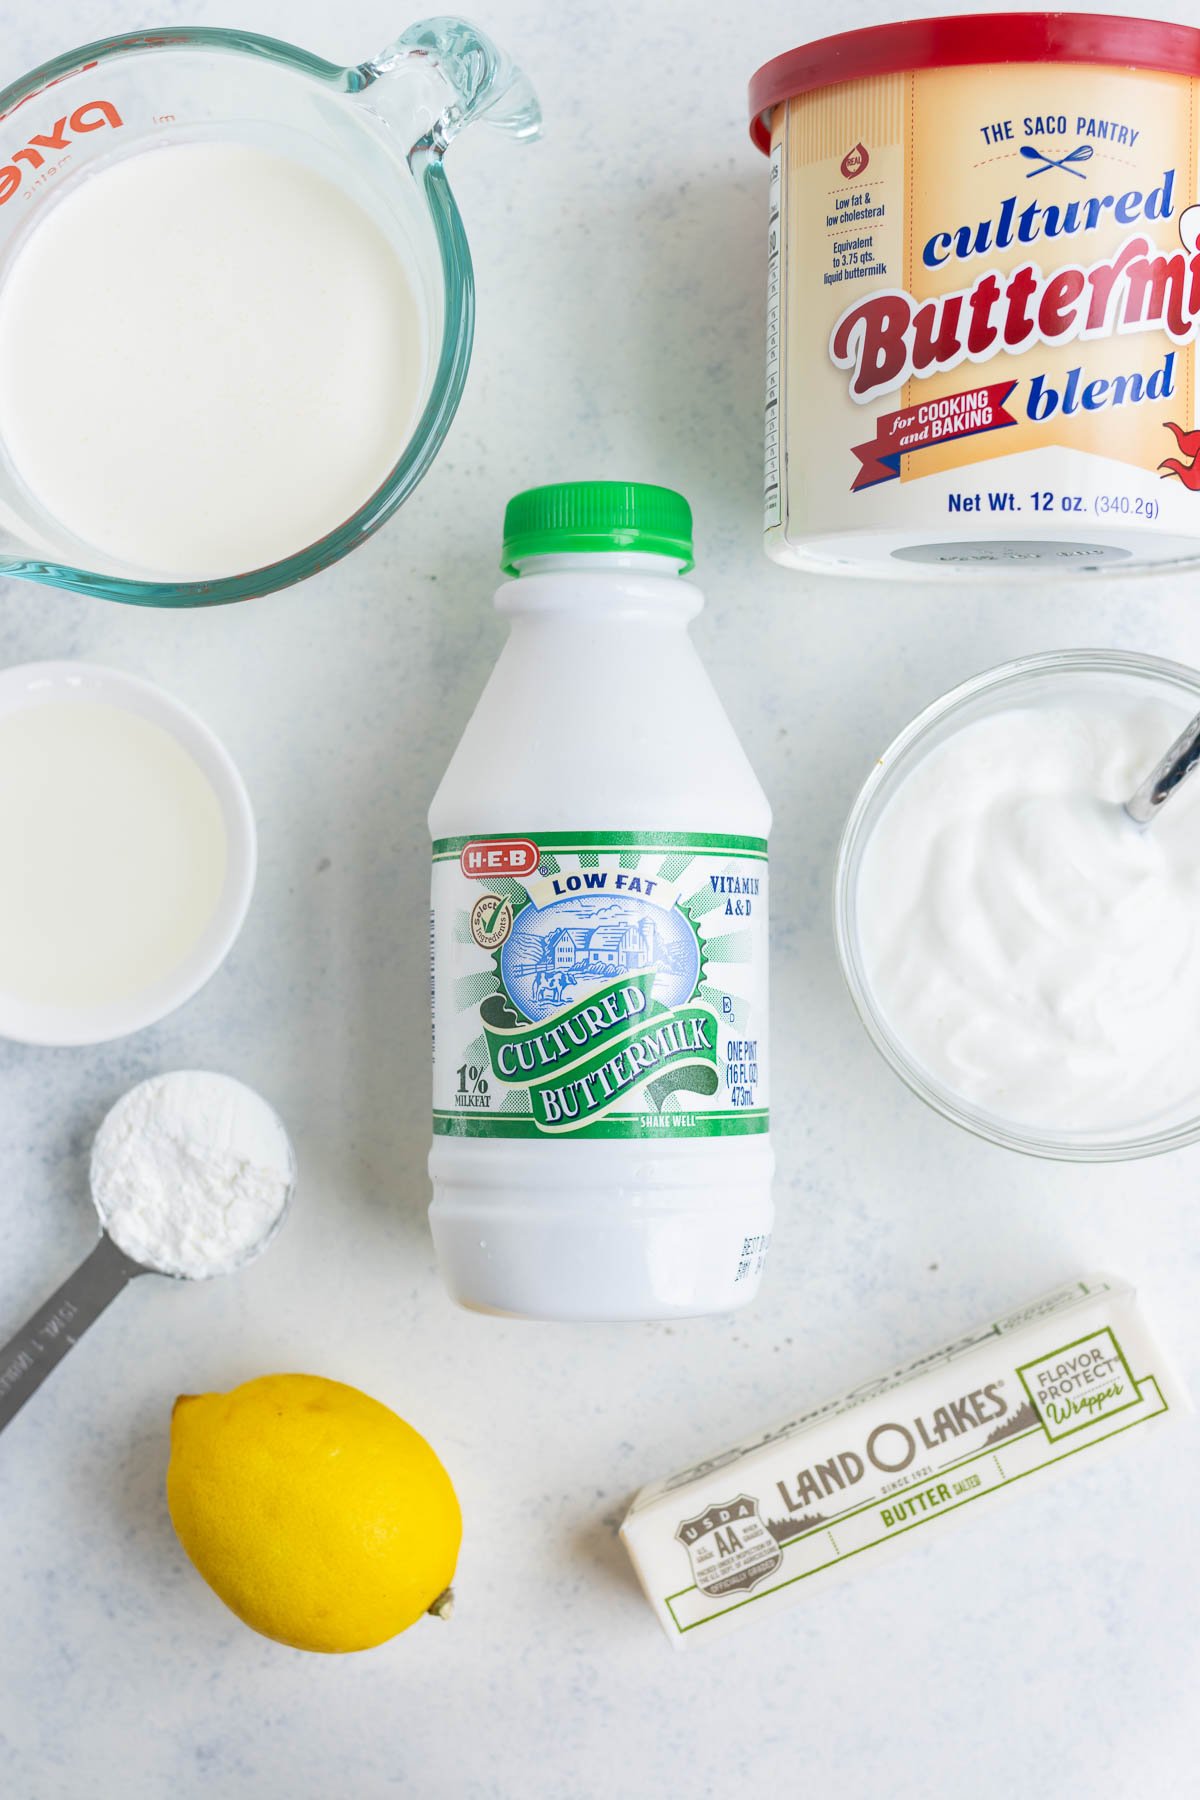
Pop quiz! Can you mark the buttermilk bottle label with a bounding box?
[430,831,769,1140]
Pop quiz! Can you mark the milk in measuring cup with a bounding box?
[428,483,774,1321]
[0,142,424,579]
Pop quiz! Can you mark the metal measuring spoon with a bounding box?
[1124,708,1200,825]
[0,1073,294,1434]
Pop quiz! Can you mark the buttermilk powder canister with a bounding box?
[751,13,1200,575]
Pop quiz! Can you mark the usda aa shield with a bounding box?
[675,1494,782,1598]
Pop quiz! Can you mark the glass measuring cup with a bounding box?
[0,19,539,606]
[0,1073,295,1433]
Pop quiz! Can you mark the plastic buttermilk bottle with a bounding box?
[428,482,772,1320]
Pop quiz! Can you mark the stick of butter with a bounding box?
[621,1275,1187,1646]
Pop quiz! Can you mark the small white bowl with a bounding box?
[0,661,256,1046]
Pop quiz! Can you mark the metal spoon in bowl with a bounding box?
[0,1072,294,1434]
[1124,708,1200,825]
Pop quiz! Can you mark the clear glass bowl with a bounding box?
[834,648,1200,1161]
[0,19,538,606]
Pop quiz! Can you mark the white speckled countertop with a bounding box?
[0,2,1196,1795]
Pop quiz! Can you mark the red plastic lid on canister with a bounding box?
[748,12,1200,153]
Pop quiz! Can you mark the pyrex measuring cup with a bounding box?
[0,19,539,606]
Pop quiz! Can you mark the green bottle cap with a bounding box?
[501,481,694,574]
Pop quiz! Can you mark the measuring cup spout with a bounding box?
[364,15,542,157]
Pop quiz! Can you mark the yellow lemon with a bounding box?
[167,1373,461,1653]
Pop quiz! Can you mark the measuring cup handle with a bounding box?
[367,16,542,154]
[0,1235,141,1435]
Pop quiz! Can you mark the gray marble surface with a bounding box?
[0,2,1196,1795]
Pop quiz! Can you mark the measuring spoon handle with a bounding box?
[1125,707,1200,824]
[0,1235,142,1435]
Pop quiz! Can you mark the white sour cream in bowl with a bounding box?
[835,650,1200,1159]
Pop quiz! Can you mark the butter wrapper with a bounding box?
[621,1275,1187,1646]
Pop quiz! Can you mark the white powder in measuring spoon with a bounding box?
[90,1072,294,1280]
